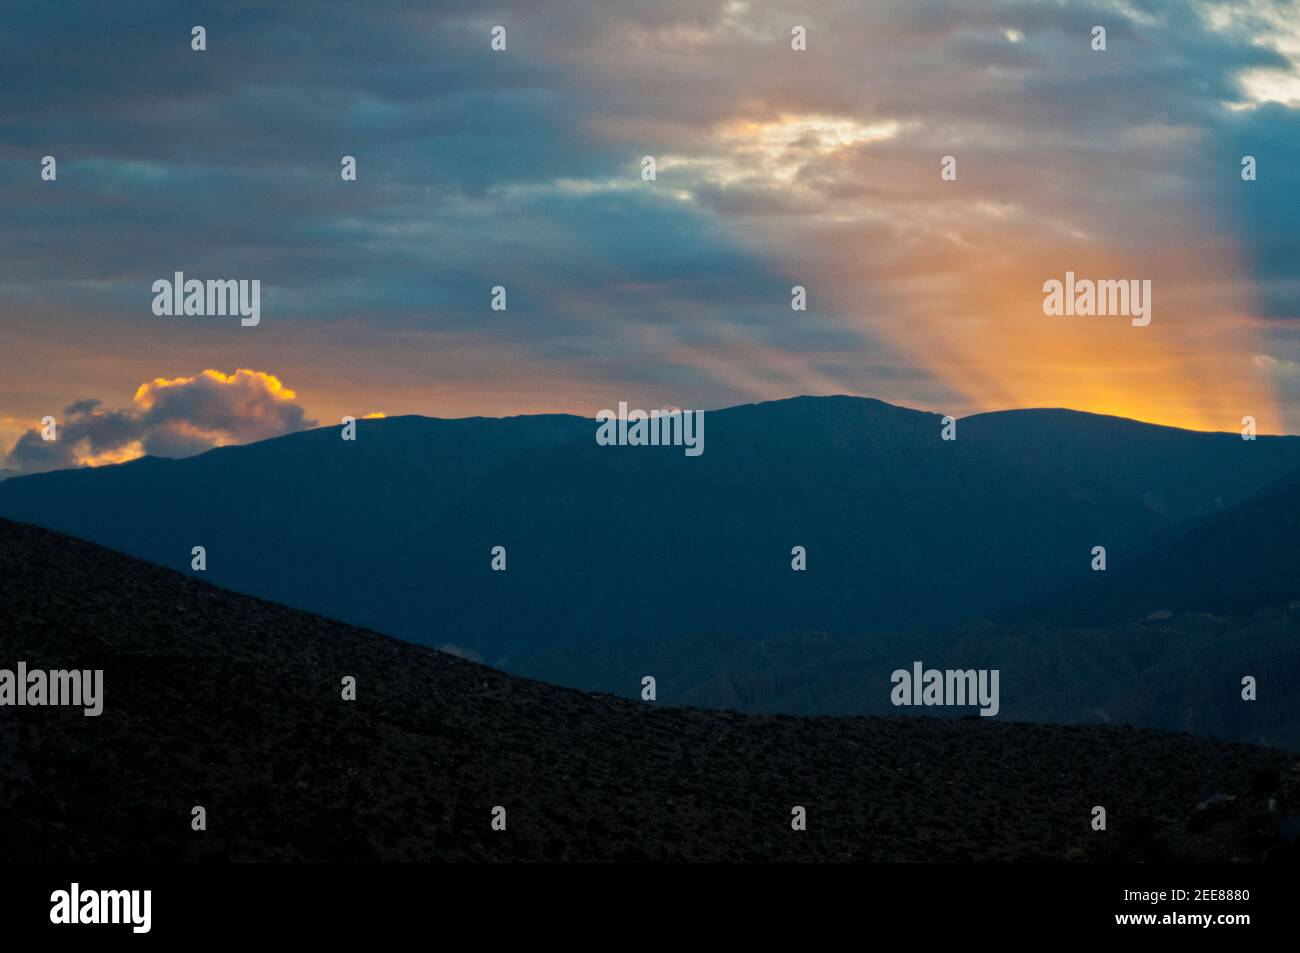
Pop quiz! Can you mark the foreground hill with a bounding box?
[1,518,1297,862]
[3,396,1299,673]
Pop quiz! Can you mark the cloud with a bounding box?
[2,1,1300,430]
[4,370,317,474]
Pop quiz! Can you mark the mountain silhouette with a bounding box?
[960,407,1300,521]
[2,395,1299,675]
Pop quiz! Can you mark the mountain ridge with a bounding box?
[3,395,1299,662]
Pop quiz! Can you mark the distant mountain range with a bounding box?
[2,395,1299,745]
[3,518,1296,862]
[512,607,1300,751]
[1002,466,1300,627]
[3,396,1297,646]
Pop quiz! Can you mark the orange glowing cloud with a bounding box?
[3,369,316,475]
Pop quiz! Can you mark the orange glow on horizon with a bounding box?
[808,218,1282,435]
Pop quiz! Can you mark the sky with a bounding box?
[3,0,1300,472]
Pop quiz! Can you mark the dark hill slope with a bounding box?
[0,518,1296,862]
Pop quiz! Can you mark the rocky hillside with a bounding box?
[1,518,1296,862]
